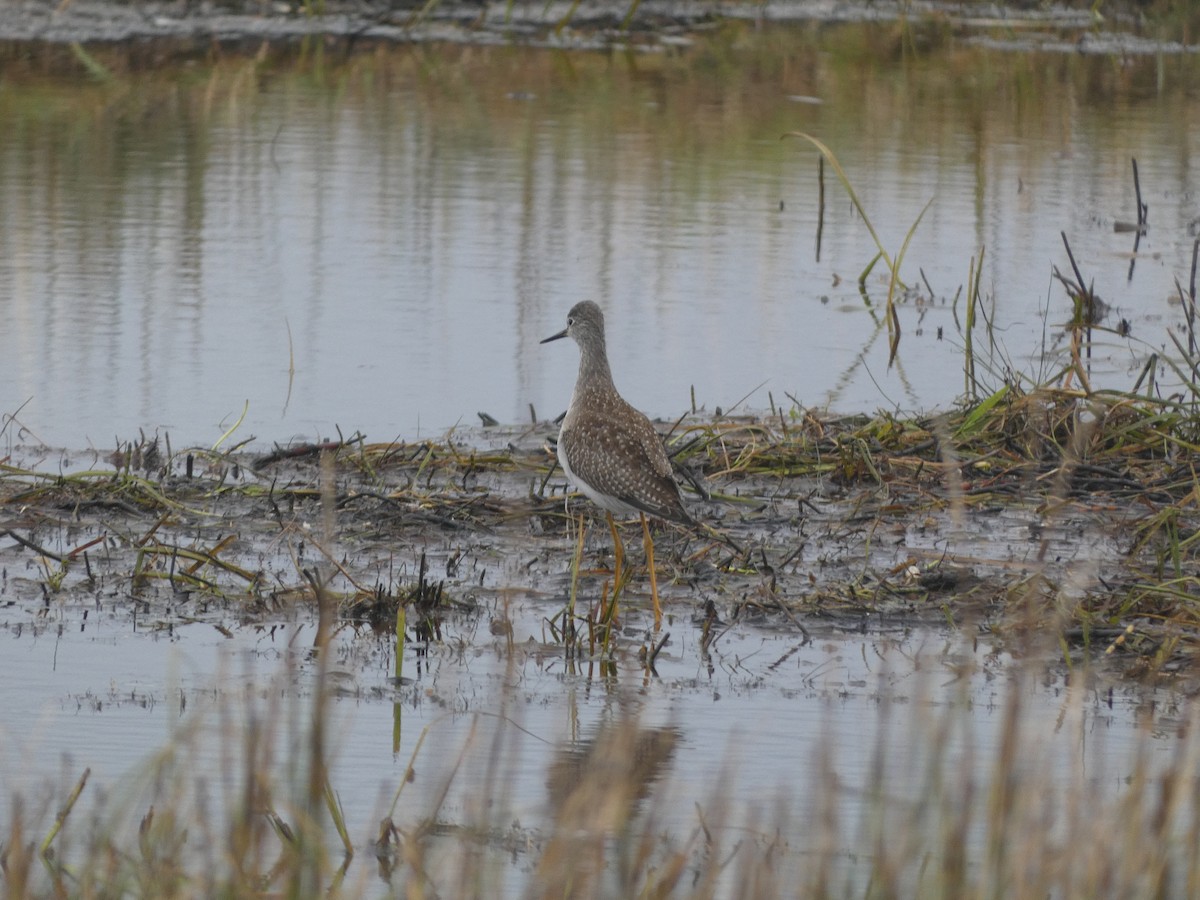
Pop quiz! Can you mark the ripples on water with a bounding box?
[0,26,1196,449]
[2,601,1194,894]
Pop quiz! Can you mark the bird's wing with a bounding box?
[559,405,684,517]
[631,412,676,482]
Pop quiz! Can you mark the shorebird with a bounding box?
[541,301,691,625]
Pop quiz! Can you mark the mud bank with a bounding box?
[0,0,1193,54]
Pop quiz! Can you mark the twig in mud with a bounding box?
[302,533,372,596]
[537,452,560,499]
[769,592,812,642]
[133,513,170,548]
[698,598,728,654]
[919,266,937,303]
[342,489,478,532]
[704,522,744,555]
[642,631,670,672]
[139,542,258,584]
[253,435,364,469]
[66,534,106,560]
[2,529,65,562]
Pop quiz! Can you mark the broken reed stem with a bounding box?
[971,246,986,344]
[1060,233,1099,388]
[816,154,825,262]
[1190,238,1199,311]
[1131,157,1147,226]
[2,528,65,562]
[40,768,90,862]
[393,603,406,754]
[395,604,406,683]
[1060,231,1088,303]
[1182,238,1200,401]
[964,252,978,401]
[315,448,338,648]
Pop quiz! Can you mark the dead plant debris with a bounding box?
[4,385,1200,682]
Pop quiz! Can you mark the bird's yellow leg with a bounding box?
[607,512,624,581]
[566,511,587,652]
[605,512,624,627]
[641,512,662,628]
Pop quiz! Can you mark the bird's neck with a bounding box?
[575,341,616,396]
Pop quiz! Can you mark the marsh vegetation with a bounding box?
[4,3,1200,896]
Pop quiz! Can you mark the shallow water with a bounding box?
[3,21,1200,892]
[0,26,1197,450]
[1,594,1192,893]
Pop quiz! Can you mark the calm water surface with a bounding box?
[1,599,1191,893]
[0,26,1197,449]
[2,25,1199,891]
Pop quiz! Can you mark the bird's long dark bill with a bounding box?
[540,328,569,344]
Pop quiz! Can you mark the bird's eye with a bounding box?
[567,317,575,326]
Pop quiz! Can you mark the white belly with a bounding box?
[557,433,639,517]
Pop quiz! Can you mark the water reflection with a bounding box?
[0,28,1196,449]
[1,602,1195,895]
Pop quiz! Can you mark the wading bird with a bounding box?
[541,301,692,626]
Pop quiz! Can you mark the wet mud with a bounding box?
[3,402,1194,685]
[0,0,1193,55]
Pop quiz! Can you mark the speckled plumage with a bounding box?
[541,301,691,524]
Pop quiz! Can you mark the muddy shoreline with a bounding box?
[1,0,1192,53]
[3,396,1197,686]
[2,2,1197,687]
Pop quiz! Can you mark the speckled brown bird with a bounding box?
[542,300,690,624]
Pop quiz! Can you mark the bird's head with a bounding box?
[541,301,605,348]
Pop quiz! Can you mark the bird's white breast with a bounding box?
[556,426,639,517]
